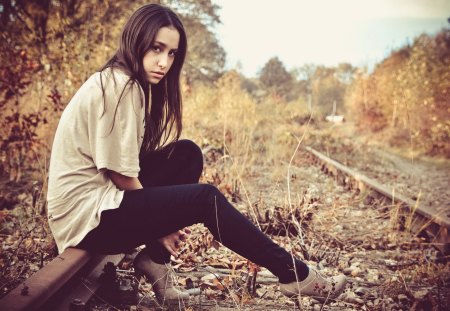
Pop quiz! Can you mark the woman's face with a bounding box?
[143,26,180,84]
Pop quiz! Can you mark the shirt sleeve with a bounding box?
[88,75,144,177]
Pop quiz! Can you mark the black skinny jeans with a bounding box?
[78,140,308,283]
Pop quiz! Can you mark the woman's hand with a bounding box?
[157,228,191,257]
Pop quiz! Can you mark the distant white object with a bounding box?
[326,115,345,123]
[326,100,345,122]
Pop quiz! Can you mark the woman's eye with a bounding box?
[151,46,161,52]
[169,50,177,57]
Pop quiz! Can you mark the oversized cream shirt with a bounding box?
[47,69,145,253]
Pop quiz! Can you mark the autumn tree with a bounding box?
[293,63,317,95]
[164,0,226,84]
[306,65,354,116]
[345,29,450,156]
[259,57,294,101]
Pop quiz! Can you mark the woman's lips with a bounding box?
[151,71,165,79]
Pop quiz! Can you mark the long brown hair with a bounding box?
[100,4,187,156]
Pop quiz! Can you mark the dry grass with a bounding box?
[179,74,450,310]
[1,71,449,310]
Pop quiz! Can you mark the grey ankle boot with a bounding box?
[134,251,190,306]
[280,266,347,301]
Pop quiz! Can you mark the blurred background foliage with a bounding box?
[346,30,450,156]
[0,0,449,183]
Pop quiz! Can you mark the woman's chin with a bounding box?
[148,78,163,85]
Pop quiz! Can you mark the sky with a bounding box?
[213,0,450,77]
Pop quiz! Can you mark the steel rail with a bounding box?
[304,146,450,255]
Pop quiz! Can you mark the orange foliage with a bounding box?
[345,29,450,157]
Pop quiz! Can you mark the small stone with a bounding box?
[397,294,408,301]
[201,273,218,282]
[313,304,321,311]
[343,267,353,275]
[348,296,364,304]
[186,288,201,296]
[389,303,399,310]
[318,261,325,270]
[355,287,369,296]
[353,210,363,217]
[413,289,429,300]
[342,291,365,304]
[258,269,274,278]
[334,224,343,232]
[351,267,362,277]
[367,273,379,282]
[367,291,378,300]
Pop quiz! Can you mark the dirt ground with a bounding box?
[1,122,449,310]
[117,142,450,310]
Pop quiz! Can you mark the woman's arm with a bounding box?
[106,170,143,190]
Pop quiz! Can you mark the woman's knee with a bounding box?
[195,184,231,234]
[196,184,224,208]
[177,139,203,158]
[176,139,203,172]
[201,183,220,195]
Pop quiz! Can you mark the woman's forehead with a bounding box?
[154,26,180,49]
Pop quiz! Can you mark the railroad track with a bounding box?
[1,146,449,310]
[303,146,450,255]
[0,249,125,311]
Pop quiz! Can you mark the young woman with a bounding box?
[47,3,346,306]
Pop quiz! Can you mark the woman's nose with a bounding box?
[158,55,168,69]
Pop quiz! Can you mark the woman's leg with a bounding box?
[138,139,203,187]
[78,139,346,298]
[78,183,308,283]
[138,139,204,263]
[136,140,306,281]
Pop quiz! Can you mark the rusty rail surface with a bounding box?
[304,146,450,255]
[0,248,124,311]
